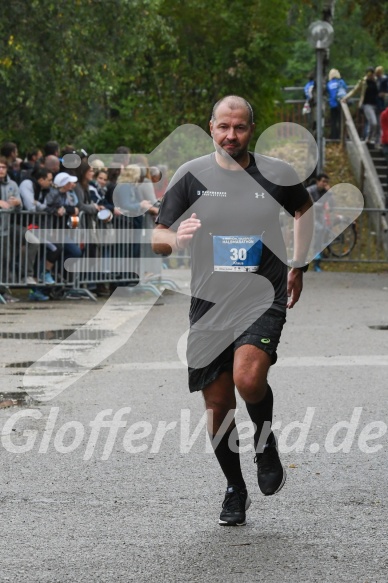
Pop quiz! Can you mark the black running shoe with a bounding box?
[254,434,286,496]
[219,485,251,526]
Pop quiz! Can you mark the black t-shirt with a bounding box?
[156,152,309,325]
[364,79,378,106]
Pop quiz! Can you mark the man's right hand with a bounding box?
[176,213,202,249]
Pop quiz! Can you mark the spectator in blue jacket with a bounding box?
[304,72,315,102]
[327,69,347,140]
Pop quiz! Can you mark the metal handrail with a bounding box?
[340,101,388,254]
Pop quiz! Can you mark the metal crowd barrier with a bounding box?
[4,205,383,305]
[0,210,176,303]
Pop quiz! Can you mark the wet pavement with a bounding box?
[0,271,388,582]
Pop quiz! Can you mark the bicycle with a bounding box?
[321,210,357,258]
[280,206,357,260]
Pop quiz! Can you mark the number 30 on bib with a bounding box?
[213,235,263,272]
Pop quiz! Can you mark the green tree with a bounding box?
[89,0,296,153]
[282,0,387,88]
[3,0,381,156]
[0,0,154,150]
[348,0,388,51]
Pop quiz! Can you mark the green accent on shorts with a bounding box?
[261,338,271,344]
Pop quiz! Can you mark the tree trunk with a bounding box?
[322,0,336,23]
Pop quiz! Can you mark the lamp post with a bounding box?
[307,20,334,174]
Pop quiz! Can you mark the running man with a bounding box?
[152,95,313,526]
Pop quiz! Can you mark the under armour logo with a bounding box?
[255,192,265,199]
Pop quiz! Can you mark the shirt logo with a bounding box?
[255,192,265,199]
[197,190,227,197]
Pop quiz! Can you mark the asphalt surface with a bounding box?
[0,271,388,583]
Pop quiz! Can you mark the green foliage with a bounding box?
[0,0,295,154]
[282,0,388,88]
[0,0,156,150]
[347,0,388,52]
[84,0,295,153]
[329,1,388,83]
[0,0,386,156]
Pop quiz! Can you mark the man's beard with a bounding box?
[213,140,246,162]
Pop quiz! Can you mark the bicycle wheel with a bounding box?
[327,220,357,257]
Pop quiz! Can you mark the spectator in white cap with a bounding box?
[47,172,79,221]
[45,171,82,272]
[53,172,78,189]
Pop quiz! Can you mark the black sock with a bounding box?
[211,426,246,490]
[246,383,274,453]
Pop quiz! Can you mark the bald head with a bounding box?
[211,96,254,125]
[44,155,60,173]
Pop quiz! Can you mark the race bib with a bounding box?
[213,235,263,272]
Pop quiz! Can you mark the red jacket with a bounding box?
[381,107,388,145]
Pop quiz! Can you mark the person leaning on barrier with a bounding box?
[0,155,21,223]
[135,162,160,265]
[135,160,159,217]
[89,169,112,211]
[73,160,109,234]
[133,156,158,203]
[89,168,114,296]
[0,156,23,300]
[73,161,111,295]
[19,167,52,213]
[73,160,107,222]
[94,169,109,196]
[46,171,82,277]
[104,148,131,211]
[114,165,155,217]
[19,166,60,290]
[0,156,22,294]
[46,172,80,222]
[113,164,155,264]
[105,164,155,288]
[0,141,21,184]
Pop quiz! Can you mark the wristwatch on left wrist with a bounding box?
[289,260,309,273]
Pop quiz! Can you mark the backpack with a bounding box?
[336,79,347,103]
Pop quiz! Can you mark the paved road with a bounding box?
[0,272,387,582]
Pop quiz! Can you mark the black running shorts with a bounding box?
[187,308,286,393]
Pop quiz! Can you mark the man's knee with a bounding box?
[233,346,271,403]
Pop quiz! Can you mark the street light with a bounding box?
[307,20,334,174]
